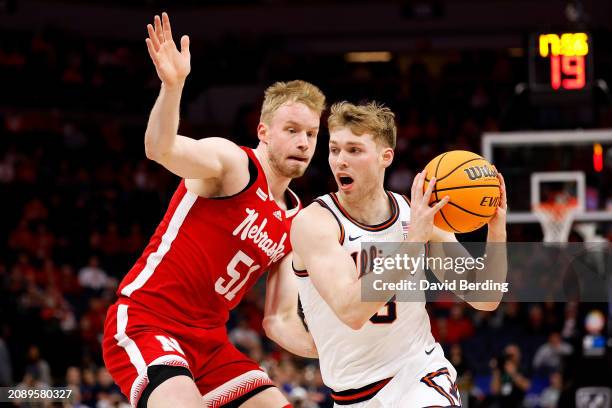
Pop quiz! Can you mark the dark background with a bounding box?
[0,0,611,406]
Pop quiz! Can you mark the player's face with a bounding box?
[262,102,320,179]
[329,128,388,195]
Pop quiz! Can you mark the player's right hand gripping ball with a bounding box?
[423,150,500,233]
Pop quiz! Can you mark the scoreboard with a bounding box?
[529,32,593,95]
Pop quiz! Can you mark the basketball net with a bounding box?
[534,195,578,244]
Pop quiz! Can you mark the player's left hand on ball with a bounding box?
[488,169,507,233]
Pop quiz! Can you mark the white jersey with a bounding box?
[295,191,438,394]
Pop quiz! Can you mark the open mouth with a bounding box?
[288,156,308,163]
[339,176,354,187]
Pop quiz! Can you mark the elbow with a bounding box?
[262,316,280,342]
[144,136,167,162]
[345,318,367,331]
[470,301,501,312]
[337,307,368,331]
[144,140,159,161]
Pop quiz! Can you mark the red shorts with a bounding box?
[102,300,274,407]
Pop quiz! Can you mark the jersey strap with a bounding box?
[313,197,345,244]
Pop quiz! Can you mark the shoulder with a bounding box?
[192,137,249,169]
[198,136,242,151]
[186,139,250,195]
[291,202,341,243]
[293,202,337,231]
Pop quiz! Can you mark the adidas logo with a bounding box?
[256,188,268,201]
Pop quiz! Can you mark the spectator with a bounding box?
[64,366,90,408]
[289,386,317,408]
[229,318,261,352]
[561,302,579,340]
[15,373,50,408]
[80,368,97,407]
[95,367,126,407]
[78,256,111,292]
[490,344,531,408]
[24,345,51,387]
[448,343,471,378]
[539,371,563,408]
[433,304,474,345]
[533,332,573,375]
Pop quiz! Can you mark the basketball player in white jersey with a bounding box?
[289,102,508,407]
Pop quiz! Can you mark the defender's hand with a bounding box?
[145,12,191,87]
[406,170,449,242]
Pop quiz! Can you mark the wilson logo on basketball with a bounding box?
[463,165,497,181]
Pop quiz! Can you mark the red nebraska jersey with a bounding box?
[116,147,300,328]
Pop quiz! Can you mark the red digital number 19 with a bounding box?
[550,55,585,90]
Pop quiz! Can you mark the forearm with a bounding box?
[476,231,508,298]
[144,83,184,159]
[334,241,425,329]
[428,233,506,310]
[333,280,388,330]
[510,372,531,391]
[477,208,508,294]
[490,370,501,394]
[263,315,318,358]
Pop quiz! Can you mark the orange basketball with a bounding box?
[423,150,500,233]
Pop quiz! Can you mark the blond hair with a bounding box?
[328,101,397,149]
[260,80,326,124]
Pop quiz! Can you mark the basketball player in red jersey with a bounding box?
[102,13,325,408]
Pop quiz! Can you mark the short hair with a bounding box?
[328,101,396,149]
[260,80,326,124]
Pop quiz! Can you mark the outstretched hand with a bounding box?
[406,170,449,242]
[145,12,191,87]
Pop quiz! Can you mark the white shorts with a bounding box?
[333,344,461,408]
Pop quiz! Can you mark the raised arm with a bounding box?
[262,254,318,359]
[144,13,246,181]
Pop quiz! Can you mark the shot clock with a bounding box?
[529,31,593,98]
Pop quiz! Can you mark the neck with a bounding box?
[254,145,292,207]
[337,185,390,225]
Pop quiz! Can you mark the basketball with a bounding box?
[423,150,500,233]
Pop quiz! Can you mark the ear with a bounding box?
[381,147,394,168]
[257,122,268,143]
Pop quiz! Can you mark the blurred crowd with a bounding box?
[1,23,611,408]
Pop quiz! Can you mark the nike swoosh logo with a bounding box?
[348,235,363,241]
[425,346,436,355]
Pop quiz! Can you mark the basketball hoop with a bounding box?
[534,196,579,244]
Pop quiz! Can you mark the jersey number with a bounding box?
[351,249,397,325]
[215,250,261,301]
[369,299,397,324]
